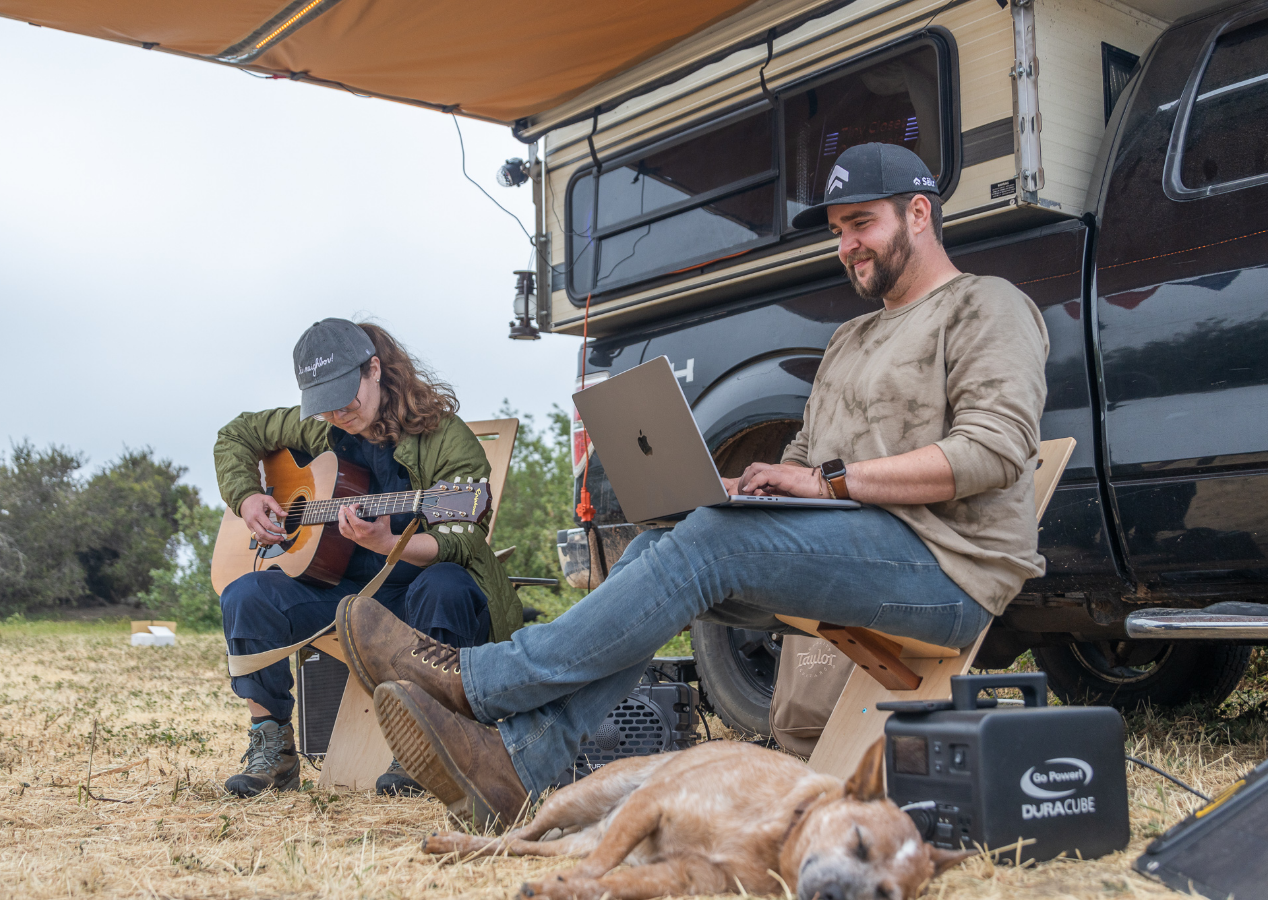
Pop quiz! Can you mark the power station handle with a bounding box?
[949,673,1047,710]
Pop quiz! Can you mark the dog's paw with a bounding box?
[424,832,487,855]
[519,875,602,900]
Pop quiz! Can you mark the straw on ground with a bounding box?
[1,620,1264,899]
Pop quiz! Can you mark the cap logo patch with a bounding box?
[914,176,937,188]
[298,354,335,378]
[827,165,849,194]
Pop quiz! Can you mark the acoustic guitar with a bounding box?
[210,449,491,595]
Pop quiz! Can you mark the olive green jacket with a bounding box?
[214,408,521,643]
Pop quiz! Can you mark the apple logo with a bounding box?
[638,430,653,456]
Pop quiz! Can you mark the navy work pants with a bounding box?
[221,563,491,719]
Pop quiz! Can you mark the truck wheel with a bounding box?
[691,621,780,737]
[1033,640,1251,710]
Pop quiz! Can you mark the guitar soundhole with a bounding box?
[285,496,308,536]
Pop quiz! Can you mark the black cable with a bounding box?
[1126,756,1211,802]
[451,114,536,244]
[451,114,584,280]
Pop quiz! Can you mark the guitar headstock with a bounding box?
[419,479,492,533]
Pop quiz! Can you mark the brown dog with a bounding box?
[425,738,971,900]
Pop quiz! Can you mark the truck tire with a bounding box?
[691,621,780,737]
[1033,640,1251,710]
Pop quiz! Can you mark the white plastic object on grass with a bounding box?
[131,625,175,647]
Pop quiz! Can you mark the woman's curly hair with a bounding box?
[356,322,458,444]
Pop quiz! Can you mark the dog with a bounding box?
[425,738,971,900]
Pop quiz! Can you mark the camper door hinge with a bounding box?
[1009,0,1044,194]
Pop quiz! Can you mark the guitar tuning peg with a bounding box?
[467,476,474,483]
[479,477,488,483]
[438,525,451,534]
[452,524,465,533]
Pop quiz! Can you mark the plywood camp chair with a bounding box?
[311,418,519,790]
[774,437,1076,781]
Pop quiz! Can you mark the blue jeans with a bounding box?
[222,563,491,719]
[461,506,993,796]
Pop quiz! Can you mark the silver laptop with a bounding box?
[573,356,860,524]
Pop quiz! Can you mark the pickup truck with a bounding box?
[555,0,1268,734]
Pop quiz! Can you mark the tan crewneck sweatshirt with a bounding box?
[782,273,1050,615]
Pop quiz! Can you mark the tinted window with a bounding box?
[1181,17,1268,189]
[565,37,949,298]
[784,44,942,225]
[595,114,773,229]
[592,183,777,289]
[570,110,777,295]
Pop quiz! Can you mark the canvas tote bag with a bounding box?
[769,634,855,758]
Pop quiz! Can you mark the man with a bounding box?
[339,143,1050,827]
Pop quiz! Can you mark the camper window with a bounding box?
[568,109,778,296]
[783,43,944,228]
[565,36,951,301]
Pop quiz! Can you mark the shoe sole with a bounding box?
[373,682,467,808]
[337,594,379,697]
[374,683,510,830]
[225,760,301,798]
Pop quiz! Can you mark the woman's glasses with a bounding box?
[314,395,362,422]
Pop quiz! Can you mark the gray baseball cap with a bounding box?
[791,142,939,229]
[292,318,376,418]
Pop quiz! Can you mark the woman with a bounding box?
[213,318,519,797]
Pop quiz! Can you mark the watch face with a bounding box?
[821,458,846,479]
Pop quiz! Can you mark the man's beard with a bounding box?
[845,225,913,301]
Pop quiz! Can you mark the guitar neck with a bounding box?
[301,491,422,525]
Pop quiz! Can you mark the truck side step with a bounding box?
[1126,602,1268,641]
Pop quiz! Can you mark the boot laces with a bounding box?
[240,725,286,774]
[409,635,461,673]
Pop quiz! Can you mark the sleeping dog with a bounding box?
[425,738,971,900]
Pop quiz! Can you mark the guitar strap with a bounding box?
[225,515,423,677]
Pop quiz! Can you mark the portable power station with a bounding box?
[883,673,1129,863]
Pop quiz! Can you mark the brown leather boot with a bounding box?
[374,680,528,833]
[336,594,474,718]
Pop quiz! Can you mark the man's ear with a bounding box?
[844,738,886,802]
[907,193,932,237]
[928,846,975,876]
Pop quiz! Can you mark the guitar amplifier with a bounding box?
[554,662,700,788]
[883,673,1130,863]
[294,649,349,756]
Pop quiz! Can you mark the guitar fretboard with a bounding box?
[299,491,425,525]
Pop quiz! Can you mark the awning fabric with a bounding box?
[0,0,758,124]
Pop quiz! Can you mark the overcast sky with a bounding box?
[0,18,579,504]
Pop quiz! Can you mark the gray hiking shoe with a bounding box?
[224,720,300,798]
[376,758,425,796]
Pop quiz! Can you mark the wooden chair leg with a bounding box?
[806,630,988,781]
[317,675,393,791]
[816,625,923,691]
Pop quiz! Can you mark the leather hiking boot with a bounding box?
[375,758,424,797]
[374,680,528,833]
[337,594,473,719]
[224,720,300,798]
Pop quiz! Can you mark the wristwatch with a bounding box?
[819,458,849,500]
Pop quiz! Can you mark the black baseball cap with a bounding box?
[292,318,376,418]
[791,142,939,230]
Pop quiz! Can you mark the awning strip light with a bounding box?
[214,0,345,65]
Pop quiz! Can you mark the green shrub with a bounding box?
[137,503,224,631]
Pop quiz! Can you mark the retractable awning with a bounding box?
[0,0,760,126]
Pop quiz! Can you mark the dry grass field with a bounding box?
[1,619,1265,900]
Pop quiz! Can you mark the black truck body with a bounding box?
[557,0,1268,728]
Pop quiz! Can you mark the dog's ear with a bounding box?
[928,846,975,876]
[844,738,886,802]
